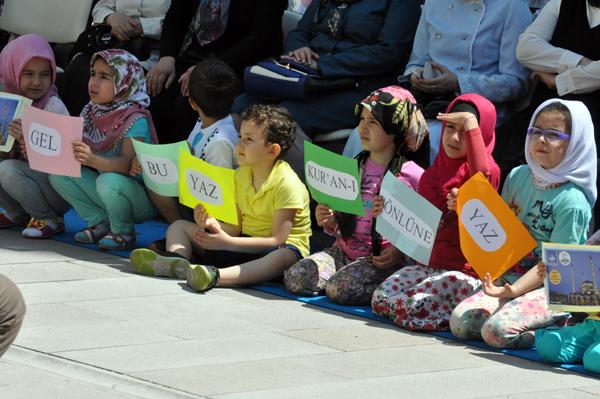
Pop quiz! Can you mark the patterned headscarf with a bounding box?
[318,0,357,38]
[355,85,428,154]
[81,49,158,153]
[0,33,58,109]
[180,0,231,55]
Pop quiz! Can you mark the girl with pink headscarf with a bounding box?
[284,86,428,305]
[0,34,71,239]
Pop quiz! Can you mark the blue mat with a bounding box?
[33,209,597,378]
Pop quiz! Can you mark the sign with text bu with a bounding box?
[303,141,364,216]
[22,106,83,177]
[457,172,537,281]
[178,149,238,225]
[132,140,189,197]
[376,171,442,265]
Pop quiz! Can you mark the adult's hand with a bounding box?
[178,65,195,97]
[531,71,556,91]
[105,13,142,41]
[412,62,459,94]
[146,56,176,97]
[281,46,319,66]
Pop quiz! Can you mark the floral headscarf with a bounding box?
[180,0,231,55]
[81,49,158,153]
[355,85,428,154]
[0,33,58,109]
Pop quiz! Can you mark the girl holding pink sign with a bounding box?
[49,49,157,251]
[0,34,71,239]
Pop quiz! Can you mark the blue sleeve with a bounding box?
[317,0,421,78]
[457,0,531,103]
[404,2,431,75]
[124,117,151,143]
[284,1,320,52]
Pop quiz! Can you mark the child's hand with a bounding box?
[372,195,384,217]
[536,262,547,283]
[482,273,516,299]
[372,246,403,269]
[72,141,96,167]
[129,157,142,176]
[446,188,459,211]
[193,204,209,230]
[7,119,23,141]
[437,111,478,131]
[315,203,334,227]
[19,140,27,160]
[193,223,231,250]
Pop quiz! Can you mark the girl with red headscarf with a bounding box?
[371,93,501,331]
[0,34,71,239]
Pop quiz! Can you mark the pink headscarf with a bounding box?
[0,34,58,109]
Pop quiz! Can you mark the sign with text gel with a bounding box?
[0,92,32,152]
[542,243,600,313]
[22,106,83,177]
[457,172,537,281]
[376,171,441,265]
[132,140,189,197]
[178,149,238,225]
[303,141,364,216]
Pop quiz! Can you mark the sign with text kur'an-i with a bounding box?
[376,171,442,265]
[22,106,83,177]
[303,141,364,216]
[132,140,189,197]
[457,172,537,281]
[178,149,238,225]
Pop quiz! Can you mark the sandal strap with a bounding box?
[206,266,220,291]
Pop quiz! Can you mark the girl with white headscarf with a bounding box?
[450,99,596,350]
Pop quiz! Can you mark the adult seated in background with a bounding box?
[58,0,171,116]
[503,0,600,223]
[288,0,313,13]
[148,0,287,143]
[232,0,421,139]
[343,0,531,164]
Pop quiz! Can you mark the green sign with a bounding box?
[303,141,364,216]
[132,140,190,197]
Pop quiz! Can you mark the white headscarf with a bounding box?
[525,98,597,207]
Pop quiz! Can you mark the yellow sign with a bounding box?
[178,149,238,225]
[457,172,537,281]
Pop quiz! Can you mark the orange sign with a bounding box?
[457,172,537,281]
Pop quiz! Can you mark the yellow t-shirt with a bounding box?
[235,160,311,257]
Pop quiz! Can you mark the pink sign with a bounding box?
[22,106,83,177]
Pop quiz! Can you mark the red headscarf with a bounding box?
[418,93,501,273]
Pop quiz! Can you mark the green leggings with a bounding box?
[49,168,156,234]
[535,318,600,374]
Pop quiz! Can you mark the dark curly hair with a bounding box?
[241,105,296,159]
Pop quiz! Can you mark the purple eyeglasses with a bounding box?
[527,127,571,142]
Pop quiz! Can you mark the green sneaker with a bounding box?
[130,248,190,279]
[186,264,220,292]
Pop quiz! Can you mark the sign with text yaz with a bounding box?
[132,140,189,197]
[22,106,82,177]
[303,141,363,216]
[457,172,537,281]
[178,149,237,225]
[376,171,442,265]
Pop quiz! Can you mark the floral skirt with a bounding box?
[284,244,401,306]
[371,265,481,331]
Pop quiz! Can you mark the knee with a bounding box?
[535,328,566,363]
[48,173,70,192]
[449,303,472,340]
[0,160,23,184]
[95,173,128,197]
[583,342,600,373]
[283,259,321,296]
[481,317,527,349]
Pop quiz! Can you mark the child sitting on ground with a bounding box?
[130,105,311,292]
[284,86,427,305]
[49,49,158,251]
[371,93,501,331]
[450,99,595,349]
[0,34,71,238]
[130,59,239,224]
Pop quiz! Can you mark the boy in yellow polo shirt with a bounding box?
[130,105,311,292]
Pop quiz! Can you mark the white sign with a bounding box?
[460,199,507,252]
[139,154,179,185]
[185,169,223,206]
[305,160,359,201]
[28,122,61,156]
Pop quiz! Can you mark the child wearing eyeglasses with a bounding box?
[449,99,596,349]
